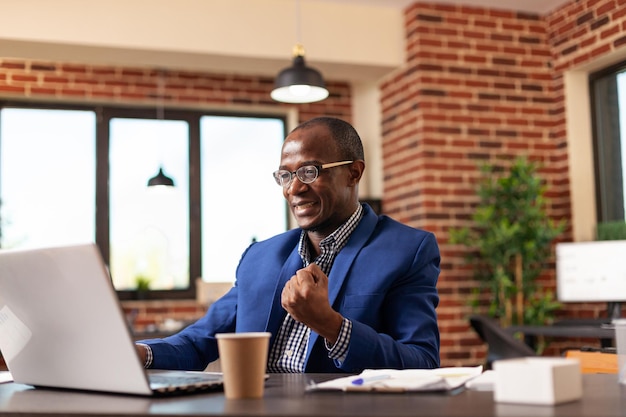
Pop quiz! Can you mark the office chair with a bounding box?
[469,314,536,369]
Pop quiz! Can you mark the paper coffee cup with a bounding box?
[216,332,271,399]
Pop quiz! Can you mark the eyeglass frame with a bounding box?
[272,160,354,188]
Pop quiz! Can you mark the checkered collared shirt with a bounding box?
[267,204,363,373]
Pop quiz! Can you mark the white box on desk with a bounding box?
[493,357,582,405]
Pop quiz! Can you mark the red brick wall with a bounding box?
[379,0,626,366]
[0,61,351,124]
[121,300,206,335]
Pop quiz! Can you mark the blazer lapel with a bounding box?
[264,247,303,340]
[327,205,378,306]
[305,204,379,360]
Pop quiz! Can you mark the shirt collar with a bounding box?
[298,204,364,269]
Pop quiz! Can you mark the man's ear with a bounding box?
[347,160,365,186]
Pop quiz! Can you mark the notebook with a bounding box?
[0,243,223,396]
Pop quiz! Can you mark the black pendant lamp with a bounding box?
[270,0,328,104]
[147,70,175,188]
[271,44,329,104]
[147,167,175,187]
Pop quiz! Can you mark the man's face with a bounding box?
[277,124,358,235]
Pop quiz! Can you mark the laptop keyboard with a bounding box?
[148,371,223,393]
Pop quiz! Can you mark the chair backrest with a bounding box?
[469,315,536,369]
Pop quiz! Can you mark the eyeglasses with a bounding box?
[273,160,353,188]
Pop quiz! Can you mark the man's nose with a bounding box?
[287,176,308,193]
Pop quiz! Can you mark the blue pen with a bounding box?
[351,374,391,386]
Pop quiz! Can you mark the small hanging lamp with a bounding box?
[147,167,175,187]
[147,70,175,188]
[270,0,328,104]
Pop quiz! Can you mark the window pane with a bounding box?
[0,108,96,249]
[592,68,626,223]
[109,118,189,291]
[200,116,286,282]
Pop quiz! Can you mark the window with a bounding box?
[0,108,96,248]
[200,116,286,282]
[109,118,190,291]
[0,103,287,299]
[590,62,626,223]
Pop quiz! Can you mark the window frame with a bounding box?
[0,100,288,300]
[589,61,626,224]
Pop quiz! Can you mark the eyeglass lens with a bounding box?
[273,165,319,187]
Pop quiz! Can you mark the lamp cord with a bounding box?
[156,70,166,168]
[157,70,165,121]
[292,0,305,57]
[295,0,301,45]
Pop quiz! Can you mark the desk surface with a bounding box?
[0,373,624,417]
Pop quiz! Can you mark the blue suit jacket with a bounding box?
[143,204,440,373]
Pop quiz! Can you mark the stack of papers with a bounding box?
[464,370,494,391]
[307,366,483,393]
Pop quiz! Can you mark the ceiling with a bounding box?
[0,0,577,84]
[333,0,571,14]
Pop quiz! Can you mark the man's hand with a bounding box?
[281,263,344,344]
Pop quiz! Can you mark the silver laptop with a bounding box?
[0,243,223,396]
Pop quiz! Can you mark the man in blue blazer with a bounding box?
[136,117,440,373]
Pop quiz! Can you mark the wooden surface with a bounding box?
[0,373,623,416]
[565,350,618,374]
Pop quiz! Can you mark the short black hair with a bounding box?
[294,117,365,162]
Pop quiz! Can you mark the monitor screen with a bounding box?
[556,240,626,303]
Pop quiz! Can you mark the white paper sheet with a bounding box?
[307,366,483,393]
[465,369,495,391]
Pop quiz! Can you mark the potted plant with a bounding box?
[450,157,566,329]
[596,221,626,241]
[134,275,152,300]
